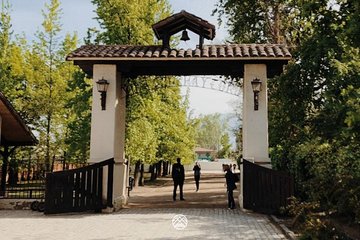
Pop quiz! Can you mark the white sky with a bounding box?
[10,0,240,116]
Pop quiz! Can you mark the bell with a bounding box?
[180,30,190,41]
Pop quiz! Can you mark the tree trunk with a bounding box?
[139,163,144,186]
[157,161,162,177]
[150,164,155,181]
[8,163,16,186]
[45,113,52,172]
[0,153,8,195]
[273,3,281,44]
[134,160,141,187]
[162,161,167,177]
[1,146,17,194]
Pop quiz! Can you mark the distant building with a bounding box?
[194,147,216,161]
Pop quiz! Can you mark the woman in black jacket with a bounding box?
[193,162,201,191]
[223,164,236,209]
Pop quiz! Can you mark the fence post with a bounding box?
[107,160,114,208]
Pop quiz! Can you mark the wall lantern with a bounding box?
[251,78,262,111]
[96,77,109,110]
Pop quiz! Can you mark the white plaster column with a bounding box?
[91,64,128,210]
[239,64,270,208]
[242,64,269,162]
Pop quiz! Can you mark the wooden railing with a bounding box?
[243,159,294,214]
[44,158,114,214]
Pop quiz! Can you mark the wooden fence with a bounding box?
[243,159,294,214]
[44,158,114,214]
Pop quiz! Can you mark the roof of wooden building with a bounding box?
[0,92,37,146]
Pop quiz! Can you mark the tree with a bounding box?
[0,0,24,104]
[0,0,12,95]
[217,133,232,158]
[90,0,196,184]
[90,0,170,44]
[215,0,360,225]
[195,113,227,151]
[0,1,33,193]
[214,0,301,45]
[60,33,91,163]
[14,0,82,170]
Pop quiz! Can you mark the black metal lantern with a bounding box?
[96,77,109,110]
[251,78,262,111]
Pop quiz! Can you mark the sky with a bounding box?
[9,0,240,116]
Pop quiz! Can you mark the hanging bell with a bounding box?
[180,30,190,41]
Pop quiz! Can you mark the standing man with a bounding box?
[172,157,185,201]
[223,164,236,209]
[193,162,201,192]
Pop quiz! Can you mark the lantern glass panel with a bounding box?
[96,79,109,92]
[251,78,262,92]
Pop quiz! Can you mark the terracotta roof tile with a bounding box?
[242,45,250,57]
[202,46,209,57]
[226,45,234,57]
[194,48,201,57]
[234,45,241,57]
[169,49,177,57]
[67,44,292,60]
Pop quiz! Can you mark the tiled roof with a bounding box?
[67,44,291,60]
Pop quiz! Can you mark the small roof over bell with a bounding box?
[152,10,216,48]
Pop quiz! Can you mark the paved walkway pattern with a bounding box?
[0,208,287,240]
[0,172,288,239]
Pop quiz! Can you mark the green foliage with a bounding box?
[125,76,196,165]
[63,61,92,163]
[90,0,170,44]
[216,0,360,228]
[194,113,227,151]
[213,0,302,44]
[285,197,353,240]
[218,133,232,158]
[126,117,158,163]
[90,0,195,165]
[0,0,22,104]
[24,0,68,170]
[0,0,90,167]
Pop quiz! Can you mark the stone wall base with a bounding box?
[102,195,128,213]
[0,199,35,210]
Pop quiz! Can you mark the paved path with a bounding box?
[0,208,286,240]
[0,172,288,240]
[128,172,235,208]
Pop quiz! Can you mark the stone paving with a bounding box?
[0,172,288,240]
[0,208,287,240]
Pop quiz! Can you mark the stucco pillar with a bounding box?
[239,64,270,208]
[91,64,128,211]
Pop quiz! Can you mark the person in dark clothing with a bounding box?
[223,164,236,209]
[193,162,201,191]
[172,157,185,201]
